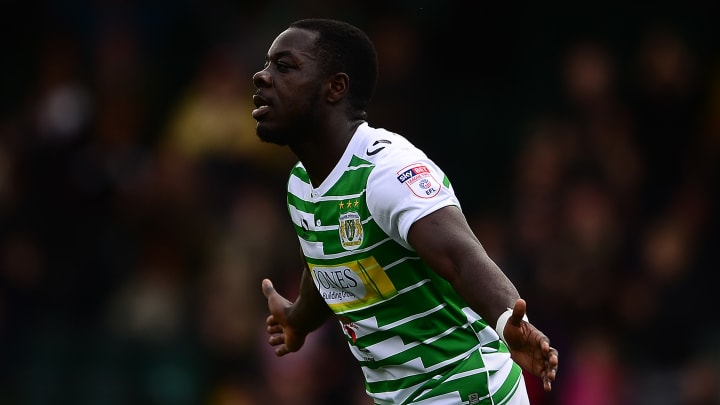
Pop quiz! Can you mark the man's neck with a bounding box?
[292,119,364,188]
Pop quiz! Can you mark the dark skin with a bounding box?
[254,26,558,392]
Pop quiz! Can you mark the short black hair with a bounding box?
[289,18,378,114]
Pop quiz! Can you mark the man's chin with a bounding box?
[256,126,288,146]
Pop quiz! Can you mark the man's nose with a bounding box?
[253,69,271,87]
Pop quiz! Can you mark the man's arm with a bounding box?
[407,205,518,327]
[407,205,558,391]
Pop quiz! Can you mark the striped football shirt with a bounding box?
[286,122,525,404]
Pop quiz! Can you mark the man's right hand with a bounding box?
[262,278,307,356]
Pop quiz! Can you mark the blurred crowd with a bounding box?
[1,1,719,404]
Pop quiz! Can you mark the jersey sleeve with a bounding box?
[366,151,461,250]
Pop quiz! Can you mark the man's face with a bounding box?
[252,28,325,145]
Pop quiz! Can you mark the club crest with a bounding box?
[339,211,363,250]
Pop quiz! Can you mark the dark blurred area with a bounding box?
[1,0,719,404]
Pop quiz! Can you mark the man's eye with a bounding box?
[276,63,290,72]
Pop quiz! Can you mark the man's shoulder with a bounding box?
[354,123,420,163]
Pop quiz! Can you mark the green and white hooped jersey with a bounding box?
[287,123,525,405]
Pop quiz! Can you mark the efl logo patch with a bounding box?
[396,163,441,198]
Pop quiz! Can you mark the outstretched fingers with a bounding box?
[542,341,559,392]
[262,278,291,356]
[266,318,283,333]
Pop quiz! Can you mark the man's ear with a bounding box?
[326,73,349,103]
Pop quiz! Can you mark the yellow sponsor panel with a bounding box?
[309,256,397,312]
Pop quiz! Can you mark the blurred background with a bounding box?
[1,0,719,404]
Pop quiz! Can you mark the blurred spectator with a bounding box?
[160,44,296,177]
[32,31,92,144]
[629,26,706,215]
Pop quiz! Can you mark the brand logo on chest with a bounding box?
[308,257,397,313]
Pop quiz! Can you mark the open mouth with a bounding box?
[252,94,270,119]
